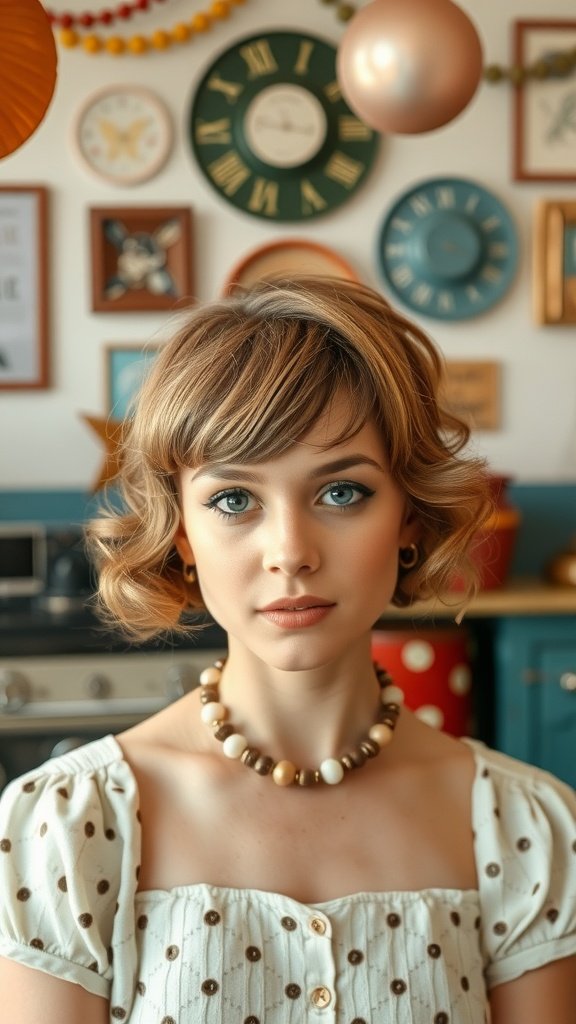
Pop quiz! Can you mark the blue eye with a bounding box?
[320,482,374,507]
[205,489,255,518]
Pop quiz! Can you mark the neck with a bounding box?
[216,638,382,767]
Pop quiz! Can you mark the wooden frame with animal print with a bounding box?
[89,206,194,312]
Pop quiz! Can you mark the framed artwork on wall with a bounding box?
[534,199,576,324]
[90,206,193,312]
[105,343,160,418]
[513,20,576,182]
[0,185,49,390]
[442,360,501,430]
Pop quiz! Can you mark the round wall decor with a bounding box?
[377,177,518,320]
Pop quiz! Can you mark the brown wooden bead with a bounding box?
[384,703,400,715]
[296,769,320,786]
[359,739,380,758]
[241,747,260,768]
[379,716,397,730]
[348,747,367,768]
[200,687,219,704]
[340,754,355,771]
[214,723,235,742]
[253,756,274,776]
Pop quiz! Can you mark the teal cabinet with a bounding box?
[494,617,576,787]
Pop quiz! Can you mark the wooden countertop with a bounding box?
[381,578,576,621]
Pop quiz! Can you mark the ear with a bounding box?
[173,521,195,567]
[399,503,422,549]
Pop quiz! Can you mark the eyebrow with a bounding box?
[191,455,386,483]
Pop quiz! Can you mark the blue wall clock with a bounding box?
[377,177,519,320]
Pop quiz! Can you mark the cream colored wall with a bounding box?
[1,0,575,487]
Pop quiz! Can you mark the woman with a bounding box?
[1,277,574,1023]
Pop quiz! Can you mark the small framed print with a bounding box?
[534,200,576,325]
[105,343,160,418]
[513,20,576,182]
[443,360,501,430]
[90,206,193,312]
[0,186,49,390]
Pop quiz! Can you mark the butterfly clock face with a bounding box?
[73,85,173,186]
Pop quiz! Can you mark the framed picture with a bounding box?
[443,361,501,430]
[513,20,576,182]
[0,186,49,390]
[90,206,193,312]
[105,343,160,418]
[534,199,576,324]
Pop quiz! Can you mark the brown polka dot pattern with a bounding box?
[348,949,364,965]
[201,979,219,996]
[281,916,297,931]
[22,781,36,793]
[105,828,116,840]
[435,1014,449,1024]
[427,944,441,958]
[160,1018,175,1024]
[137,915,148,930]
[391,978,407,995]
[39,823,48,837]
[136,982,146,995]
[546,908,559,923]
[78,913,93,929]
[244,1016,259,1024]
[56,787,69,798]
[165,945,179,961]
[245,946,261,962]
[517,837,531,851]
[16,887,31,902]
[461,976,470,991]
[450,912,461,926]
[387,912,401,928]
[97,880,110,894]
[493,921,507,935]
[57,876,67,893]
[30,938,44,949]
[204,910,220,926]
[84,822,95,837]
[485,863,500,878]
[351,1019,367,1024]
[89,961,98,972]
[0,838,11,852]
[285,983,301,999]
[111,1008,126,1020]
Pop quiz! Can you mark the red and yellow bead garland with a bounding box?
[54,0,247,55]
[199,660,404,787]
[46,0,168,30]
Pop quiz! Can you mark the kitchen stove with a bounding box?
[0,603,227,790]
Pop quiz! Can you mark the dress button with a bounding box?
[310,986,332,1009]
[309,916,326,935]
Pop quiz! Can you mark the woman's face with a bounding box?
[175,399,419,672]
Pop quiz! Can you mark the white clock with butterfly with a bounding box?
[73,84,173,186]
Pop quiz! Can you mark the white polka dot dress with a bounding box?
[1,735,575,1023]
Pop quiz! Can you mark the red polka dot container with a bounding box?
[371,628,473,737]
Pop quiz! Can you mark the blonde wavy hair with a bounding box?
[87,276,491,640]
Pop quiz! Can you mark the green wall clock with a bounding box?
[377,177,519,320]
[189,30,378,222]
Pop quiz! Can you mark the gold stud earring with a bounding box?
[183,563,197,584]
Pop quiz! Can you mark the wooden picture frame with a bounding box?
[442,361,501,430]
[0,185,49,390]
[105,343,160,418]
[534,199,576,324]
[513,20,576,182]
[90,206,193,312]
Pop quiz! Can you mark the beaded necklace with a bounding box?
[55,0,247,55]
[198,660,403,788]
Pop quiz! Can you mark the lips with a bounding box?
[259,596,333,612]
[258,597,335,630]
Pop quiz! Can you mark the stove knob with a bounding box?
[84,673,112,699]
[165,663,197,700]
[0,670,31,712]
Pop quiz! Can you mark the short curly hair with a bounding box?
[87,276,490,640]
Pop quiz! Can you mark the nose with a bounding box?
[261,508,320,576]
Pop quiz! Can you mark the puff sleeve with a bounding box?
[471,742,576,988]
[0,736,140,1011]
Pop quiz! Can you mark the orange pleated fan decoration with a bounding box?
[0,0,58,159]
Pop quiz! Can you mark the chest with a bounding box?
[135,755,477,901]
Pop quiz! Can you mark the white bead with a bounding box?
[381,684,404,705]
[200,701,226,725]
[199,666,221,685]
[222,733,247,759]
[319,758,345,785]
